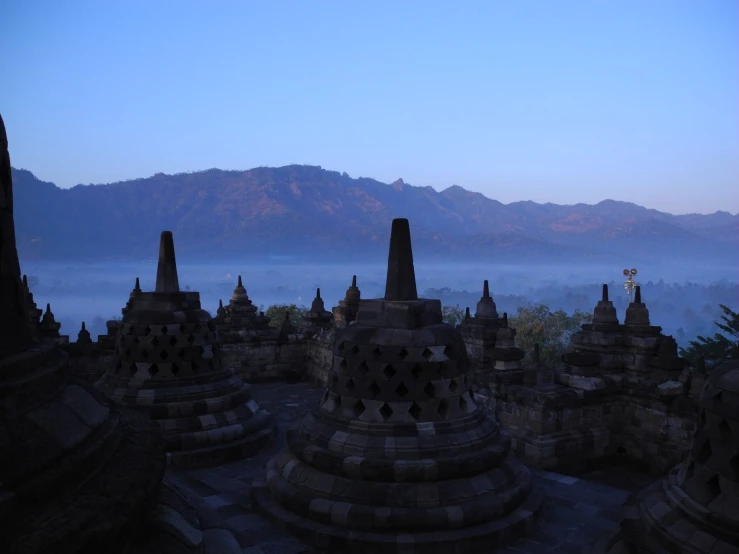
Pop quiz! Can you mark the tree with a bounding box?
[679,304,739,373]
[442,304,466,327]
[509,304,593,367]
[265,304,307,328]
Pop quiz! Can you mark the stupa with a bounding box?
[96,231,276,468]
[0,113,165,553]
[252,218,544,553]
[333,274,361,328]
[606,359,739,553]
[302,287,333,331]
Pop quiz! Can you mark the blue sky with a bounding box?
[2,1,737,214]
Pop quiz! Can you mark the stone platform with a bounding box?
[170,381,661,554]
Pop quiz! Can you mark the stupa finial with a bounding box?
[155,231,180,293]
[384,218,418,301]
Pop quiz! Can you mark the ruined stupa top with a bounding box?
[624,285,650,326]
[383,218,418,301]
[592,283,619,325]
[0,113,35,358]
[155,231,180,292]
[474,279,498,318]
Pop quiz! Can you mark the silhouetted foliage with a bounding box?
[442,304,466,327]
[265,304,307,328]
[509,304,593,367]
[679,304,739,373]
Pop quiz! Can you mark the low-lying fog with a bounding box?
[19,259,738,349]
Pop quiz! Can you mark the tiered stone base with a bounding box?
[0,344,165,554]
[129,477,242,554]
[251,408,544,554]
[101,371,276,469]
[609,467,739,553]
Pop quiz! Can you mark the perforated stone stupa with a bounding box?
[607,359,739,553]
[96,231,276,468]
[252,218,544,553]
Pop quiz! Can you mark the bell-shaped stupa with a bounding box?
[252,218,543,553]
[608,359,739,553]
[96,231,276,468]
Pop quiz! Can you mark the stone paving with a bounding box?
[167,381,657,554]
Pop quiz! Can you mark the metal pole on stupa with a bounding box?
[623,268,638,303]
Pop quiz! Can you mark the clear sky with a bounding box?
[2,1,737,214]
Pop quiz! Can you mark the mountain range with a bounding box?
[10,165,738,263]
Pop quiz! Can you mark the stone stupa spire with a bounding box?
[384,218,418,301]
[474,279,498,318]
[155,231,179,293]
[0,114,35,358]
[624,285,650,326]
[592,283,619,325]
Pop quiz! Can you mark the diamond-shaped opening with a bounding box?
[345,377,355,392]
[335,396,343,412]
[169,336,178,346]
[700,409,707,428]
[352,399,365,418]
[161,326,168,335]
[398,347,409,360]
[379,402,393,421]
[422,348,433,360]
[178,349,186,358]
[340,358,348,368]
[337,341,345,352]
[459,395,468,412]
[179,324,187,333]
[187,334,195,344]
[469,389,476,401]
[357,360,370,375]
[171,362,180,376]
[424,382,436,398]
[140,350,149,361]
[449,378,459,393]
[133,337,140,344]
[144,326,152,336]
[696,438,712,464]
[331,374,339,388]
[151,337,160,347]
[159,350,169,361]
[351,344,360,356]
[368,381,381,398]
[372,347,382,359]
[409,402,422,420]
[704,474,721,503]
[444,345,453,356]
[115,360,122,371]
[438,398,450,420]
[124,348,132,361]
[395,382,409,398]
[411,366,424,383]
[148,363,159,377]
[718,419,731,441]
[383,364,397,380]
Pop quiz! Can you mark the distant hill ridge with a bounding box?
[10,165,738,262]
